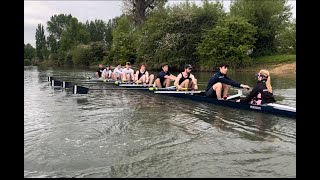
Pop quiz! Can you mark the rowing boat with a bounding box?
[68,77,296,119]
[154,91,295,119]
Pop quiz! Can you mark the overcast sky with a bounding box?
[24,0,296,47]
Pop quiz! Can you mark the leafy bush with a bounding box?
[71,44,90,66]
[24,59,32,66]
[196,16,257,70]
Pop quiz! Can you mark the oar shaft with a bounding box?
[88,88,150,90]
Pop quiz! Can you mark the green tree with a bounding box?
[24,43,36,60]
[60,17,90,51]
[109,15,136,64]
[135,1,225,70]
[35,23,48,61]
[86,19,107,42]
[46,14,73,40]
[134,8,169,68]
[24,59,32,66]
[88,42,108,63]
[196,16,257,69]
[47,34,59,54]
[46,14,73,56]
[230,0,292,56]
[276,19,295,54]
[71,44,91,66]
[105,17,120,51]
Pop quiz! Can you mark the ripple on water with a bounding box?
[24,68,296,177]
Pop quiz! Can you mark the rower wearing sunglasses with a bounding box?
[174,64,198,90]
[236,69,276,105]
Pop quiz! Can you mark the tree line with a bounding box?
[24,0,296,71]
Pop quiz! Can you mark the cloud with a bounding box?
[24,1,123,47]
[24,0,296,47]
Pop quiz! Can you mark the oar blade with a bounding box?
[51,80,62,87]
[73,85,89,94]
[62,81,73,89]
[48,76,55,82]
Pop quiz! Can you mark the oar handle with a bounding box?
[177,87,191,91]
[149,87,176,91]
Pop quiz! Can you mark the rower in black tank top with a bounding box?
[138,70,146,80]
[178,72,191,84]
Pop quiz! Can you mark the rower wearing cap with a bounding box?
[205,63,250,100]
[112,63,123,81]
[101,65,112,80]
[122,62,135,82]
[174,64,198,90]
[236,69,276,105]
[154,63,177,88]
[135,63,154,86]
[95,64,104,78]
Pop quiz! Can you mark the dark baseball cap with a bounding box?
[184,64,192,69]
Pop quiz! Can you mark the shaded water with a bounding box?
[24,66,296,178]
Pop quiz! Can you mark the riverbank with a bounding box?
[243,54,296,75]
[35,54,296,75]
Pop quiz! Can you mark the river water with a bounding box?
[24,66,296,178]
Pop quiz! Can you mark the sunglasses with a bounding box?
[256,73,267,78]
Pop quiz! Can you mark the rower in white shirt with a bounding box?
[112,63,123,81]
[122,62,135,82]
[101,65,112,80]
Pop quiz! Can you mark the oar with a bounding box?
[119,84,154,87]
[73,85,156,94]
[48,76,55,82]
[149,86,199,91]
[48,76,91,82]
[154,90,203,94]
[72,85,179,94]
[61,81,73,88]
[148,86,177,91]
[226,89,243,100]
[50,80,62,87]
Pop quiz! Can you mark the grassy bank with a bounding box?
[233,54,296,72]
[29,54,296,73]
[252,54,296,65]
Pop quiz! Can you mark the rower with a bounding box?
[122,62,135,82]
[154,63,176,88]
[236,69,276,105]
[205,63,250,100]
[112,63,123,81]
[135,63,154,86]
[101,65,112,80]
[174,64,198,90]
[95,64,104,78]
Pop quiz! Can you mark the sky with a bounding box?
[24,0,296,47]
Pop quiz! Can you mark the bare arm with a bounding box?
[131,70,135,81]
[174,74,182,88]
[145,71,149,82]
[190,74,196,83]
[168,74,177,81]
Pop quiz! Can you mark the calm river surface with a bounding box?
[24,66,296,178]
